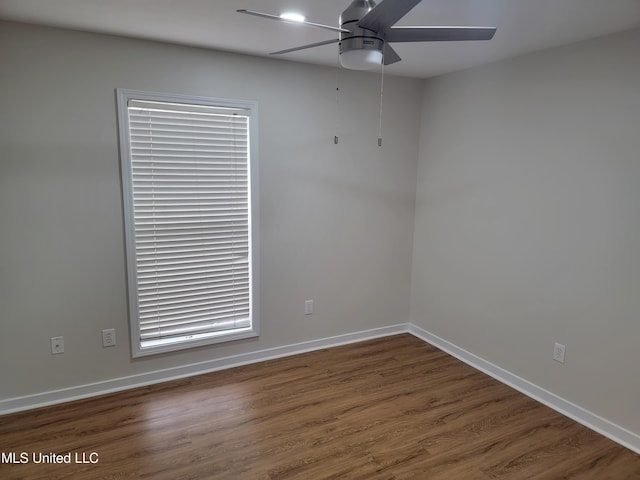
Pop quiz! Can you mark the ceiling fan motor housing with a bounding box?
[339,0,384,67]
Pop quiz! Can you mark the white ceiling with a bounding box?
[1,0,640,78]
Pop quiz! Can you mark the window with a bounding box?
[116,89,259,357]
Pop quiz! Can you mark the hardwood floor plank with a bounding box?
[1,334,639,479]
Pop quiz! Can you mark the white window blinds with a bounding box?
[117,91,258,356]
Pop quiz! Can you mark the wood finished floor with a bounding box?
[1,334,639,479]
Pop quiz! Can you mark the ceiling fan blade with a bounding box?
[386,26,497,42]
[237,9,349,34]
[358,0,422,33]
[270,38,340,55]
[383,44,402,65]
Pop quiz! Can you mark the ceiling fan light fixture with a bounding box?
[340,49,383,70]
[279,12,306,23]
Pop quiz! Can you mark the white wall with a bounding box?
[411,28,640,436]
[0,21,421,401]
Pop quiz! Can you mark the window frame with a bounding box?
[116,89,260,357]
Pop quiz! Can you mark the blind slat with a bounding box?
[139,282,249,303]
[140,307,250,327]
[139,295,250,318]
[137,274,248,292]
[140,317,251,341]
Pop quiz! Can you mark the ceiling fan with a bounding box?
[238,0,496,70]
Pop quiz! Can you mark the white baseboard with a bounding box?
[407,323,640,455]
[0,324,408,415]
[2,321,638,455]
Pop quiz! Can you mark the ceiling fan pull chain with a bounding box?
[334,81,340,144]
[335,53,341,145]
[378,52,385,147]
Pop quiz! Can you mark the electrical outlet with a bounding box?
[553,342,566,363]
[51,336,64,354]
[304,300,313,315]
[102,328,116,347]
